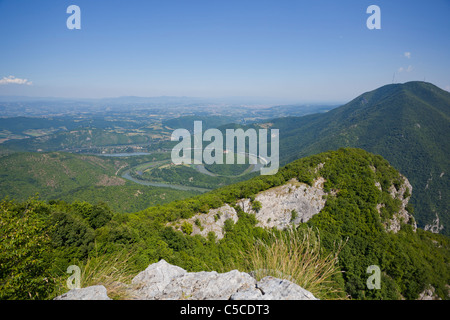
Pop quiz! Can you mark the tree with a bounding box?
[0,198,55,299]
[251,200,262,212]
[181,222,193,235]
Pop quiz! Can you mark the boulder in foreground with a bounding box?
[54,260,318,300]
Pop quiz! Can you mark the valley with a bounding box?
[0,99,330,206]
[0,82,449,301]
[0,82,449,233]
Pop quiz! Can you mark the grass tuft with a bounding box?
[53,249,140,300]
[243,227,347,300]
[78,250,138,300]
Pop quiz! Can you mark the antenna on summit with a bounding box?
[392,72,396,84]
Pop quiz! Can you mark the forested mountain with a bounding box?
[1,148,448,300]
[264,82,449,236]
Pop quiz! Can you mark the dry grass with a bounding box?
[78,250,138,300]
[243,227,347,300]
[53,249,140,300]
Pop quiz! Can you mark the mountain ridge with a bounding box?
[267,81,449,236]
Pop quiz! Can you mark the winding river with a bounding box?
[94,152,212,192]
[96,151,267,193]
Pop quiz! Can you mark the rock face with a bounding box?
[131,259,187,299]
[384,175,417,233]
[417,286,442,300]
[249,177,328,229]
[55,260,318,300]
[230,277,318,300]
[54,285,111,300]
[171,177,329,240]
[177,203,239,240]
[131,260,318,300]
[53,259,449,300]
[424,212,444,234]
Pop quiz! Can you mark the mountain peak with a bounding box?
[275,82,449,236]
[357,81,450,111]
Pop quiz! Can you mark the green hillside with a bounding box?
[269,82,450,236]
[0,152,199,212]
[1,148,448,300]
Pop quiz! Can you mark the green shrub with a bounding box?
[181,222,193,235]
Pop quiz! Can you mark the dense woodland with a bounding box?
[271,82,450,236]
[1,148,448,300]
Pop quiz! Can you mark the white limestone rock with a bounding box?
[54,285,111,300]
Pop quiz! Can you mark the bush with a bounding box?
[290,209,298,223]
[251,200,262,212]
[181,222,193,235]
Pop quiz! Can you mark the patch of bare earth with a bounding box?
[96,175,126,186]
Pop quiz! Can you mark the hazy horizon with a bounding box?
[1,1,449,103]
[1,80,448,107]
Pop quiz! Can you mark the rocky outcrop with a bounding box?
[54,285,111,300]
[131,260,318,300]
[169,168,417,239]
[417,286,442,300]
[173,173,417,239]
[131,260,256,300]
[242,177,328,229]
[230,276,318,300]
[54,260,318,300]
[424,212,444,234]
[132,259,188,299]
[377,174,417,233]
[170,203,239,240]
[171,177,329,239]
[388,175,416,233]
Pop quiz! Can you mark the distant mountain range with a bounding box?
[265,81,449,236]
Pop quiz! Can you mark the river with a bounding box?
[121,169,211,193]
[96,151,262,192]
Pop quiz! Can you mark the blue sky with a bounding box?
[0,0,449,103]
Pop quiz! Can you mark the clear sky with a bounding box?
[0,0,449,103]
